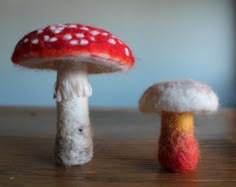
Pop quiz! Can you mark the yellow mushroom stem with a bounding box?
[161,112,194,134]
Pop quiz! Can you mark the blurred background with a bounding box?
[0,0,235,107]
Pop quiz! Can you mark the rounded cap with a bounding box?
[11,23,134,73]
[139,79,219,114]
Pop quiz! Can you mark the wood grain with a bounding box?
[0,107,235,187]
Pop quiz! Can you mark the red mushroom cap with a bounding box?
[11,23,135,73]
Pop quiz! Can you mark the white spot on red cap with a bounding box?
[63,34,72,40]
[102,32,108,36]
[108,38,116,45]
[37,29,43,34]
[90,30,100,36]
[68,24,77,28]
[125,48,130,56]
[23,38,29,43]
[75,33,84,38]
[70,40,79,45]
[54,29,62,34]
[49,25,56,31]
[53,27,64,34]
[44,35,50,41]
[80,39,89,45]
[31,39,39,44]
[48,37,57,42]
[80,26,89,31]
[90,36,95,41]
[58,24,66,27]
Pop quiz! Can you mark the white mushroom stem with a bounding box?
[54,63,93,166]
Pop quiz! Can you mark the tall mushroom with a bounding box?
[139,79,219,172]
[11,23,135,166]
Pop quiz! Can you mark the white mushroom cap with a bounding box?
[139,79,219,114]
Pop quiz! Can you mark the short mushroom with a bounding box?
[139,79,219,172]
[11,23,134,166]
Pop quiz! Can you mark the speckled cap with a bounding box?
[139,79,219,114]
[11,23,135,73]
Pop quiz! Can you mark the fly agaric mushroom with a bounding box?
[139,79,219,172]
[11,23,134,166]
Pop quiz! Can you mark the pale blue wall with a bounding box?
[0,0,235,107]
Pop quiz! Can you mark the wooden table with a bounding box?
[0,107,235,187]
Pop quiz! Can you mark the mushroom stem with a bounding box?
[158,112,199,172]
[54,63,93,166]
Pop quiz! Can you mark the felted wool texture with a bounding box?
[139,79,219,114]
[54,63,92,102]
[158,112,199,172]
[55,97,93,166]
[11,23,134,74]
[54,63,93,166]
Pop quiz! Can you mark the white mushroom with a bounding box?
[139,79,219,172]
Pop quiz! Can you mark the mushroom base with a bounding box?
[55,97,93,166]
[158,112,199,172]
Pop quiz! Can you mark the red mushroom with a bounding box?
[11,23,134,166]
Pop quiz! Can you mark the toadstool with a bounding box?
[139,79,219,172]
[11,23,134,166]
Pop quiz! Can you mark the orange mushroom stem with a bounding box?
[158,112,199,172]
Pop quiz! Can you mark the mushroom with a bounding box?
[139,79,219,172]
[11,23,134,166]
